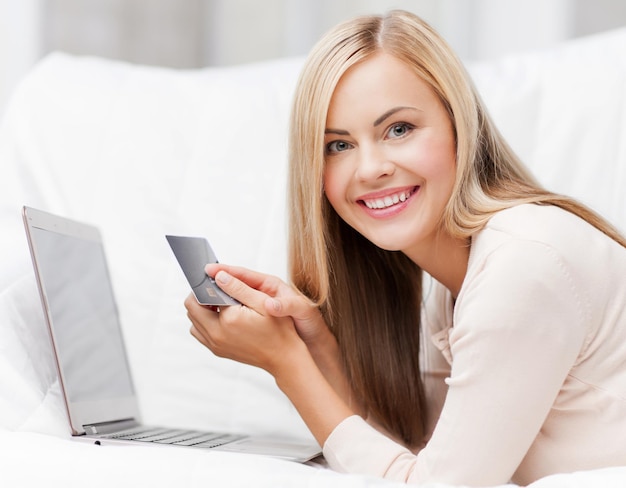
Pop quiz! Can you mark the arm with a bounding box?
[185,267,356,446]
[266,295,364,414]
[323,241,588,485]
[203,263,363,413]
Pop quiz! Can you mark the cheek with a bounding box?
[429,149,456,183]
[416,137,456,190]
[439,145,457,192]
[322,165,346,211]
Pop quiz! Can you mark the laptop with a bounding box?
[22,206,321,462]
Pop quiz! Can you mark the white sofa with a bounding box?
[1,27,625,488]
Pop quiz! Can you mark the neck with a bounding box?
[404,230,470,298]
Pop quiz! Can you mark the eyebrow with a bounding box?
[324,128,350,135]
[373,106,419,127]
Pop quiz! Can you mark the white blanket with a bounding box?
[1,26,625,487]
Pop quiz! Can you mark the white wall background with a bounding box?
[0,0,42,120]
[1,0,626,119]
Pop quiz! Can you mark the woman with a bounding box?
[185,10,626,486]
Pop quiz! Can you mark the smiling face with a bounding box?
[323,52,457,262]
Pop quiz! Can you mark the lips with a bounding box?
[359,186,418,210]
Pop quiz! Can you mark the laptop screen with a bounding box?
[30,226,135,404]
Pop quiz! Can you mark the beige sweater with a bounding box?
[323,204,626,486]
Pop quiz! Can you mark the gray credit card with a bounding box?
[166,235,240,306]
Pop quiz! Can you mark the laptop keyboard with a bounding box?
[101,427,245,448]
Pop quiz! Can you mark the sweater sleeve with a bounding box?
[322,240,589,486]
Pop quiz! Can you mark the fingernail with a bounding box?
[216,271,231,285]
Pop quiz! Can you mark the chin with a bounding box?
[367,236,404,252]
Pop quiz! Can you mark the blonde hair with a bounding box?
[287,10,626,447]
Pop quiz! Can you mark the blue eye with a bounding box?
[326,140,352,154]
[387,122,413,139]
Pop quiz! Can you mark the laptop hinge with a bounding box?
[83,418,139,435]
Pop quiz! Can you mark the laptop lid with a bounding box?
[23,206,140,435]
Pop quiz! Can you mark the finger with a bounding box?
[264,294,319,321]
[185,293,219,335]
[214,270,269,314]
[184,292,220,314]
[190,323,210,348]
[184,292,198,311]
[187,305,223,351]
[205,263,287,297]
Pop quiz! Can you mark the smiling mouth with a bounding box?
[361,187,418,210]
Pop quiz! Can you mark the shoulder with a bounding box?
[463,202,626,330]
[458,204,594,334]
[468,203,606,279]
[468,202,590,277]
[448,216,591,369]
[473,203,586,253]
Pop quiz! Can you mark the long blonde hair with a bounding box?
[288,10,626,447]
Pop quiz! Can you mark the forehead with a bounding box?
[326,52,437,123]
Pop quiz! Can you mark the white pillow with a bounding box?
[0,274,68,435]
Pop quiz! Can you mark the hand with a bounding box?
[184,270,306,376]
[204,264,330,347]
[191,266,359,440]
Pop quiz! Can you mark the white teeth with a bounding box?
[364,189,413,209]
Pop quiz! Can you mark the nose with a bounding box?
[355,144,395,182]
